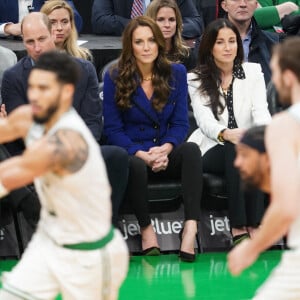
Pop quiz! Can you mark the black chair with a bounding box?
[266,81,284,115]
[99,58,119,82]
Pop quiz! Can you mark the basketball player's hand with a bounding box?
[227,239,259,276]
[0,104,7,118]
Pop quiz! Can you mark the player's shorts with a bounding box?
[0,228,129,300]
[253,249,300,300]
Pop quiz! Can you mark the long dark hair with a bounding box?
[194,18,244,119]
[111,16,171,112]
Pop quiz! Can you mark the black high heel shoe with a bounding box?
[179,229,197,262]
[231,233,250,248]
[142,246,161,256]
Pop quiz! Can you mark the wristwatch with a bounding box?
[217,129,226,143]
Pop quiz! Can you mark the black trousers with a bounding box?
[203,143,265,228]
[101,145,129,226]
[125,142,203,228]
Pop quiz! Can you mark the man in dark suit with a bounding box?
[91,0,204,39]
[0,0,82,36]
[1,12,128,228]
[0,46,17,103]
[2,13,101,155]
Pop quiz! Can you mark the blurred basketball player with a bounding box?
[228,36,300,299]
[0,51,128,300]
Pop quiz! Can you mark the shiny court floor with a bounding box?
[0,250,282,300]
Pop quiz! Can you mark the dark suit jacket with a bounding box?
[1,55,102,155]
[103,63,189,155]
[91,0,203,38]
[0,0,83,33]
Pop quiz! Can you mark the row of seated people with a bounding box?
[0,0,292,85]
[1,0,299,38]
[94,0,280,86]
[0,1,283,259]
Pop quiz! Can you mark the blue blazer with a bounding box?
[103,63,189,155]
[0,0,83,33]
[92,0,203,38]
[1,55,102,155]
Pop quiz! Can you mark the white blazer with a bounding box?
[187,62,271,155]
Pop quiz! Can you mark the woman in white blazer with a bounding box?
[188,19,271,245]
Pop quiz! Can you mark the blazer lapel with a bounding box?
[132,88,159,125]
[232,77,246,122]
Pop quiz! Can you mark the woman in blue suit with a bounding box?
[0,0,82,36]
[103,16,203,261]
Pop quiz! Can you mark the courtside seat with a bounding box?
[202,173,227,210]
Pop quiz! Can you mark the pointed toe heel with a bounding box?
[179,228,197,262]
[142,246,161,256]
[179,250,196,262]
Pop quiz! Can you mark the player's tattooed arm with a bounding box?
[47,129,89,174]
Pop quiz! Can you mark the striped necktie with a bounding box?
[131,0,144,19]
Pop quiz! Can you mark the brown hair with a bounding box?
[111,16,171,112]
[145,0,189,62]
[40,0,91,60]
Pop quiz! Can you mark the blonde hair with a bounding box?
[40,0,92,60]
[145,0,189,62]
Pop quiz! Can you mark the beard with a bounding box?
[33,96,60,124]
[241,175,261,191]
[239,166,263,191]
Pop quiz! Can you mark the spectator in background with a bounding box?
[195,0,225,27]
[1,13,101,155]
[40,0,92,60]
[103,16,203,261]
[188,19,271,245]
[254,0,300,32]
[0,0,83,36]
[145,0,196,71]
[0,46,17,103]
[221,0,279,85]
[91,0,204,39]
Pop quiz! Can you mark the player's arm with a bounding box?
[228,115,300,275]
[0,105,32,143]
[247,116,300,252]
[0,128,88,196]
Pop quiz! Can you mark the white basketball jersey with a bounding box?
[25,108,112,245]
[286,103,300,249]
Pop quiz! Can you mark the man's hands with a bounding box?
[4,23,22,36]
[135,143,173,172]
